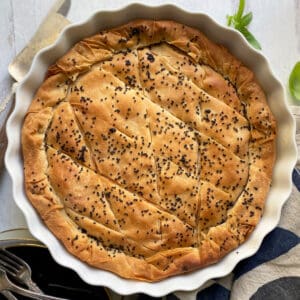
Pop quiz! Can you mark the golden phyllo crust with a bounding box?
[22,20,276,281]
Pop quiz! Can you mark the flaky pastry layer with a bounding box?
[22,20,276,281]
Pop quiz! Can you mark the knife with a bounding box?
[8,0,71,82]
[0,0,71,169]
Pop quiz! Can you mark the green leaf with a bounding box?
[239,27,262,50]
[240,12,253,27]
[226,0,262,50]
[289,62,300,101]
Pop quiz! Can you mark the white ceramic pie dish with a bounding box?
[5,4,297,296]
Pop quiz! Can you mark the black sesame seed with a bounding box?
[146,53,155,63]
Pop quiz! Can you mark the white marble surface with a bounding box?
[0,0,299,233]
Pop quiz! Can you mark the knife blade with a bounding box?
[8,0,71,82]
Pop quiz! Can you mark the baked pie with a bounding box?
[22,20,276,281]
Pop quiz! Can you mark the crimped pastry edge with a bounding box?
[21,19,276,282]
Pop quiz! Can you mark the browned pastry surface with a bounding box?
[22,20,276,281]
